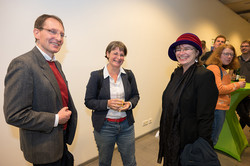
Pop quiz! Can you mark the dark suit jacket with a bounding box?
[84,69,140,132]
[4,47,77,164]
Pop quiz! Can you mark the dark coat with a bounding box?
[177,66,218,149]
[84,69,140,132]
[158,65,218,166]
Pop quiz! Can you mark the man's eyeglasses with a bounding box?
[40,28,66,38]
[175,47,194,53]
[240,45,249,48]
[222,52,234,57]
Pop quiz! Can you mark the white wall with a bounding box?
[0,0,249,165]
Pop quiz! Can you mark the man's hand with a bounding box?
[58,107,72,124]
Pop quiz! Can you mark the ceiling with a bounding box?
[219,0,250,23]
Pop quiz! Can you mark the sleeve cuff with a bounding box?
[128,102,132,110]
[54,114,59,127]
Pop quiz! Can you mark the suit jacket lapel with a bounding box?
[121,73,129,100]
[102,77,110,99]
[32,47,63,107]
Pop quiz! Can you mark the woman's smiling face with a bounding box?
[175,44,199,70]
[106,47,125,68]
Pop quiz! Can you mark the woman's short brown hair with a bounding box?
[105,41,127,59]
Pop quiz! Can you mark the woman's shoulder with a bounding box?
[122,68,132,73]
[196,66,216,79]
[89,69,104,79]
[206,64,219,70]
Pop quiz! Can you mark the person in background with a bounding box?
[85,41,140,166]
[236,40,250,128]
[206,44,246,146]
[201,35,226,66]
[201,40,207,55]
[158,33,219,165]
[199,40,207,64]
[3,14,77,166]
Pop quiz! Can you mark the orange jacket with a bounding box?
[207,65,240,110]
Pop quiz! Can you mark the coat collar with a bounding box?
[103,64,126,79]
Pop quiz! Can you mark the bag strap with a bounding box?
[205,65,223,80]
[219,67,223,80]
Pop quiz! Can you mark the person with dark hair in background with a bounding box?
[3,14,77,166]
[206,44,246,146]
[236,40,250,129]
[158,33,219,166]
[199,40,207,63]
[201,35,226,66]
[201,40,207,55]
[85,41,140,166]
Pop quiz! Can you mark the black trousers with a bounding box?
[33,131,74,166]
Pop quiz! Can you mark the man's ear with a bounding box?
[33,28,40,41]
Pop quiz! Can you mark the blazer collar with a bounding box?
[32,47,63,107]
[35,45,56,62]
[103,64,126,79]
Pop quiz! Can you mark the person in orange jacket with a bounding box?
[206,44,246,146]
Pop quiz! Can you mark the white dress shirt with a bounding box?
[104,65,127,119]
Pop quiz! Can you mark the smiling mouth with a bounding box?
[179,56,188,60]
[113,60,122,64]
[51,42,61,48]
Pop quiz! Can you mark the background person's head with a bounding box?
[201,40,206,54]
[206,44,240,70]
[240,40,250,54]
[213,35,226,50]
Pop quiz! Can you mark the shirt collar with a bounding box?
[36,45,56,62]
[103,64,126,79]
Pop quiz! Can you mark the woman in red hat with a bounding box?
[158,33,219,166]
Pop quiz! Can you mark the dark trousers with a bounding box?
[236,96,250,129]
[33,131,74,166]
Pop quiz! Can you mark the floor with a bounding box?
[80,126,250,166]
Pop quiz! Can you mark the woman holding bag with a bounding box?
[158,33,219,166]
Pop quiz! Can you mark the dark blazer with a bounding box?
[4,47,77,164]
[85,69,140,132]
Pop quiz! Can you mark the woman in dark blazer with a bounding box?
[157,33,219,166]
[85,41,139,166]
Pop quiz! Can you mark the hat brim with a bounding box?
[168,40,203,61]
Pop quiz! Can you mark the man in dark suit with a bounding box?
[3,14,77,166]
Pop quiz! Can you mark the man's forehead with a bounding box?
[216,38,225,42]
[241,43,249,46]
